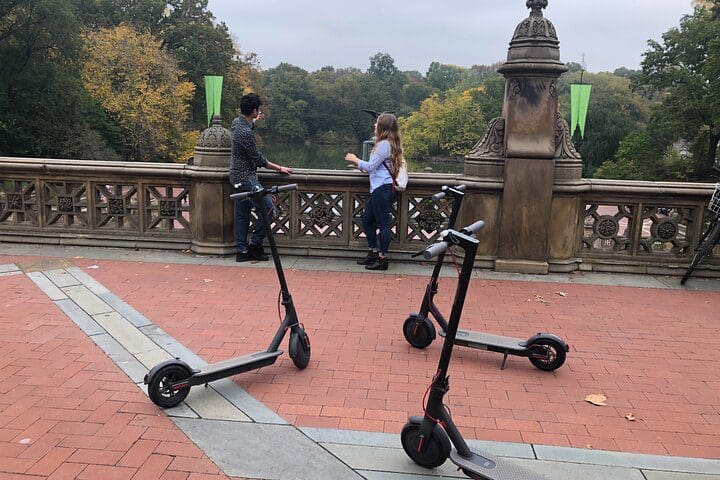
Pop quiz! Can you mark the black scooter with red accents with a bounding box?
[144,183,311,408]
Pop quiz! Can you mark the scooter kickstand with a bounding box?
[500,352,508,370]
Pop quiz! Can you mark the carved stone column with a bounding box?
[489,0,571,274]
[189,115,235,254]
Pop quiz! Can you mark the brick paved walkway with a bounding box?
[29,255,720,458]
[0,264,241,480]
[2,251,720,479]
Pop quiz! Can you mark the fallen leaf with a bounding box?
[203,278,213,283]
[163,265,170,269]
[625,413,636,421]
[87,265,100,269]
[533,294,548,304]
[73,256,84,259]
[556,291,568,297]
[19,438,31,445]
[395,277,403,281]
[585,394,607,406]
[586,444,593,450]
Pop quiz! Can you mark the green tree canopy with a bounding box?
[632,5,720,178]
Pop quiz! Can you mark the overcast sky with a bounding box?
[207,0,695,74]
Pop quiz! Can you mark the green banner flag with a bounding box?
[570,84,592,138]
[204,76,224,126]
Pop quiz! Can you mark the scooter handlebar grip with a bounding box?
[423,241,449,260]
[431,184,467,201]
[229,191,251,201]
[462,220,486,235]
[276,183,298,193]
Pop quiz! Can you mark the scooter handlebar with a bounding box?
[229,183,298,201]
[275,183,298,193]
[461,220,485,235]
[431,184,466,200]
[229,190,251,201]
[423,241,449,260]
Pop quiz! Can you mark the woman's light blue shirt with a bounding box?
[358,140,394,193]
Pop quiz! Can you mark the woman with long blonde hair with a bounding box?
[345,113,404,270]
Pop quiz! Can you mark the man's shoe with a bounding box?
[236,251,254,262]
[357,251,379,265]
[249,244,269,261]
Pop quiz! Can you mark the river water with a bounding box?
[260,142,464,174]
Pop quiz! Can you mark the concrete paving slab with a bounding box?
[643,472,720,480]
[62,284,112,315]
[65,266,110,295]
[320,443,463,478]
[136,384,199,419]
[90,333,148,384]
[99,292,153,328]
[513,458,646,480]
[92,311,160,355]
[0,270,21,277]
[54,299,105,336]
[0,263,19,273]
[44,268,81,287]
[26,271,67,300]
[184,386,251,422]
[135,349,173,369]
[174,418,364,480]
[139,324,207,366]
[301,427,535,459]
[210,378,287,425]
[534,445,720,475]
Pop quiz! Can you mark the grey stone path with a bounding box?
[3,244,720,479]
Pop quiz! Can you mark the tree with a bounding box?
[82,25,196,162]
[557,72,652,177]
[426,62,464,92]
[400,88,486,160]
[368,52,406,107]
[260,63,312,141]
[0,0,118,158]
[633,5,720,178]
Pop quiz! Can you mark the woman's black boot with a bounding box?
[365,256,389,271]
[357,250,379,265]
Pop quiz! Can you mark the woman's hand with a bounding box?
[278,165,293,175]
[345,153,360,166]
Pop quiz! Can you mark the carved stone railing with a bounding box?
[1,156,718,277]
[557,179,719,275]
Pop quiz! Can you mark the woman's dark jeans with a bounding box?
[362,183,395,255]
[234,179,275,253]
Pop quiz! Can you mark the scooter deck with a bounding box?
[450,449,546,480]
[193,350,283,384]
[439,329,527,351]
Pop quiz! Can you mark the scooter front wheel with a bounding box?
[528,338,566,371]
[403,315,435,349]
[147,363,191,408]
[289,326,311,370]
[401,421,450,468]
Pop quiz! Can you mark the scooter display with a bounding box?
[401,222,547,480]
[144,183,311,408]
[403,185,568,371]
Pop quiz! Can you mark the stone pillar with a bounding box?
[189,115,236,255]
[468,0,580,274]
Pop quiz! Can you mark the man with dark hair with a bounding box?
[231,93,293,262]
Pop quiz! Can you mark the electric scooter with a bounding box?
[144,183,311,408]
[403,185,568,371]
[401,222,547,480]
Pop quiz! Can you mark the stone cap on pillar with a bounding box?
[498,0,568,76]
[193,115,231,168]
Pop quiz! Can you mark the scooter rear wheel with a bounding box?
[528,338,566,371]
[403,315,435,349]
[400,421,451,468]
[289,327,311,370]
[147,364,191,408]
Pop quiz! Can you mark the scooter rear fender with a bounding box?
[143,359,198,385]
[526,333,569,352]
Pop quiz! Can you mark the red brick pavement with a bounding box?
[0,265,245,480]
[3,254,720,463]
